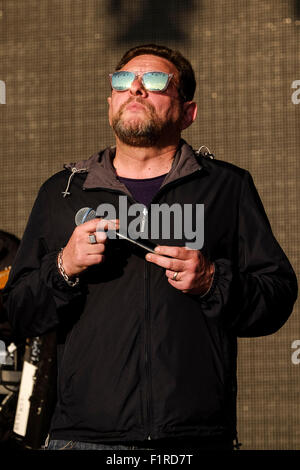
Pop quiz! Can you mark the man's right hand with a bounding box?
[61,218,119,277]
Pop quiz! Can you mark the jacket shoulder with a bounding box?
[38,148,110,197]
[197,153,249,181]
[39,169,74,193]
[35,169,87,202]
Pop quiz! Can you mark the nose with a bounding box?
[129,75,148,97]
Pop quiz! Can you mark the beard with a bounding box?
[111,98,179,147]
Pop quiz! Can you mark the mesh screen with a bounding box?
[0,0,299,450]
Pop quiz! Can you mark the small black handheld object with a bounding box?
[110,231,158,254]
[75,207,158,254]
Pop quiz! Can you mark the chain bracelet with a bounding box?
[57,248,80,287]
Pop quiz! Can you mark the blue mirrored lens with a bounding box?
[142,72,169,91]
[111,71,170,92]
[111,71,135,91]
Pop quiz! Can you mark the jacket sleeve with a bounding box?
[2,184,84,340]
[200,170,298,337]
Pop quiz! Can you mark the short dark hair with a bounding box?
[115,44,196,102]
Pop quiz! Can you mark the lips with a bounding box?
[125,102,146,111]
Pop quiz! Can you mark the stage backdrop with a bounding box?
[0,0,299,450]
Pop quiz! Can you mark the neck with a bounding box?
[113,138,180,179]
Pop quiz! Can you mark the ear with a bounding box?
[180,101,197,131]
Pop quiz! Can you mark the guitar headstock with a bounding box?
[0,266,11,289]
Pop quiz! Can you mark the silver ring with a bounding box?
[89,234,97,244]
[172,271,179,281]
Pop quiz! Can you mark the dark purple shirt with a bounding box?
[118,174,167,207]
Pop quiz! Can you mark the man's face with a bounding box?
[107,54,193,147]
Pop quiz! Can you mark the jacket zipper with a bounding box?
[144,257,153,440]
[138,174,202,440]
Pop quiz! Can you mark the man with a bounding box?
[3,44,298,451]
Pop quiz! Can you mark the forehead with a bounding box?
[120,54,179,77]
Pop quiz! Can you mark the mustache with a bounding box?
[119,97,156,115]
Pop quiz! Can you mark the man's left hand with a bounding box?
[145,246,215,296]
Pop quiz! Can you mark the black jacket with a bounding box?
[3,140,298,443]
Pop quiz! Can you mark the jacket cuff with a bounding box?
[41,251,83,305]
[198,262,216,299]
[197,259,233,318]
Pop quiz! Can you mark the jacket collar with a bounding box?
[63,139,207,196]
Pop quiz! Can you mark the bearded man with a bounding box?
[3,44,297,451]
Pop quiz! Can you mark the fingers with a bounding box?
[74,218,120,245]
[94,231,108,244]
[145,245,212,295]
[96,218,120,232]
[165,269,181,281]
[79,218,119,234]
[62,218,119,277]
[153,245,194,260]
[86,238,107,253]
[145,251,185,272]
[165,269,193,292]
[145,245,199,271]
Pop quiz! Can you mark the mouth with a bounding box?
[125,102,146,111]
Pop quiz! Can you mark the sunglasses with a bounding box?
[109,71,174,93]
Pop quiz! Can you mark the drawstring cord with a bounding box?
[62,167,87,197]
